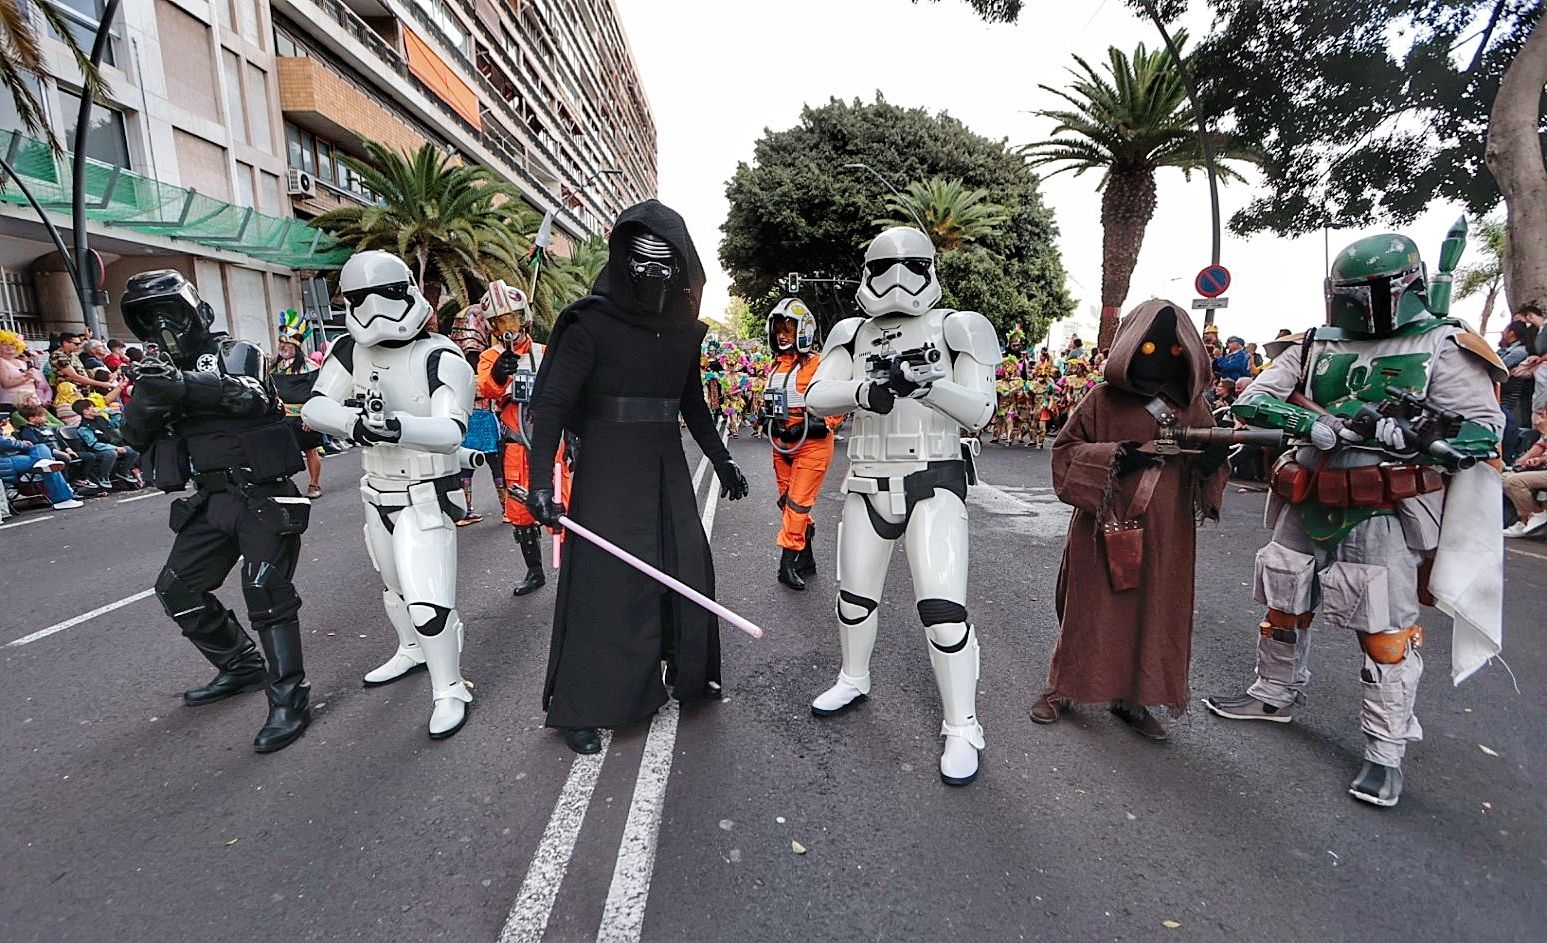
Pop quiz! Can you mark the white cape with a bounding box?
[1429,463,1505,684]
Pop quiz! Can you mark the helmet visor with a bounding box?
[863,258,933,298]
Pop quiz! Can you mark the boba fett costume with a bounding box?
[1204,229,1506,808]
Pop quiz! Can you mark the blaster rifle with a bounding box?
[1140,424,1286,455]
[1343,387,1474,470]
[863,329,947,387]
[343,371,387,431]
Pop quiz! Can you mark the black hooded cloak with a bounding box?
[527,200,733,729]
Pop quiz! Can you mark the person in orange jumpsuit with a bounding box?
[474,281,566,596]
[760,298,840,591]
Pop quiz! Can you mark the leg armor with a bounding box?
[392,484,471,738]
[1245,539,1319,710]
[810,492,894,715]
[242,558,311,753]
[156,565,259,673]
[360,504,426,685]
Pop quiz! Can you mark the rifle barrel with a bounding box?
[1177,427,1286,449]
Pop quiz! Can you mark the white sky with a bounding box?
[614,0,1493,348]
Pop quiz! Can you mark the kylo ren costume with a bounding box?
[120,270,312,753]
[526,200,749,754]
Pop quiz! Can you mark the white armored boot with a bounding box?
[417,612,472,739]
[928,623,985,786]
[811,591,879,716]
[363,589,427,686]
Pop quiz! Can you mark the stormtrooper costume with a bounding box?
[803,227,999,785]
[301,251,477,739]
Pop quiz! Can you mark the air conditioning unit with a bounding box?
[286,168,316,198]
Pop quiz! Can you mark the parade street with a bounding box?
[3,435,1543,943]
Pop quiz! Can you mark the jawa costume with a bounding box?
[1032,301,1229,740]
[1205,232,1504,807]
[472,282,567,597]
[525,200,749,755]
[760,297,840,591]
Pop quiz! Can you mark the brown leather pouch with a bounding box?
[1419,466,1443,494]
[1348,466,1385,505]
[1270,456,1314,504]
[1101,521,1145,592]
[1316,468,1349,507]
[1384,464,1421,501]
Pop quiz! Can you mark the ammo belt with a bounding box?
[192,467,286,494]
[859,460,969,540]
[591,395,680,424]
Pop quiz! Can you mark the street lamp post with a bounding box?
[842,162,927,233]
[71,0,123,338]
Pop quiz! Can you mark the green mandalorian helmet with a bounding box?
[1324,234,1430,335]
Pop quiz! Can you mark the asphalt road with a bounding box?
[2,434,1543,942]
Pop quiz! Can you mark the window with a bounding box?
[235,161,255,208]
[317,140,333,185]
[59,89,130,168]
[214,0,232,30]
[285,123,304,169]
[222,52,247,145]
[274,27,306,58]
[47,0,117,68]
[246,64,271,151]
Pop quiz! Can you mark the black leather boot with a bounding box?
[512,529,546,596]
[253,624,311,753]
[795,523,817,576]
[183,613,267,706]
[562,727,602,754]
[778,547,806,591]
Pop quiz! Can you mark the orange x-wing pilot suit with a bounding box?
[763,298,840,591]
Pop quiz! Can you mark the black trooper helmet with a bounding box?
[122,269,214,360]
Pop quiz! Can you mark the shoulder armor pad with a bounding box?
[1451,330,1508,383]
[1263,331,1305,360]
[943,310,1000,365]
[328,335,356,373]
[426,344,470,395]
[822,317,865,354]
[220,339,267,380]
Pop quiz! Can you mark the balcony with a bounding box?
[278,55,428,155]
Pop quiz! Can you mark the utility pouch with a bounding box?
[147,435,192,492]
[242,421,306,480]
[1269,455,1314,504]
[1348,466,1386,506]
[1316,468,1349,507]
[167,490,208,532]
[247,493,311,536]
[1100,465,1160,592]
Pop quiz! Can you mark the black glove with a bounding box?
[1115,441,1163,477]
[526,487,565,526]
[351,416,402,446]
[886,358,925,398]
[131,358,186,405]
[715,459,749,500]
[859,380,895,415]
[1196,442,1231,476]
[491,349,522,385]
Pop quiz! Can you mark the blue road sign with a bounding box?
[1195,264,1231,298]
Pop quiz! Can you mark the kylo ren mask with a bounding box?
[627,232,679,317]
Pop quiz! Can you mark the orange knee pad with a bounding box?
[1358,625,1424,664]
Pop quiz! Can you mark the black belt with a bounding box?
[858,461,969,540]
[591,395,679,423]
[192,467,284,494]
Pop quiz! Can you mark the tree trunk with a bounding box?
[1484,13,1547,316]
[1098,168,1159,350]
[1478,281,1500,336]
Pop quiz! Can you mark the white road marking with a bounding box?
[6,588,156,648]
[1507,543,1547,561]
[498,731,614,943]
[0,514,53,530]
[117,490,171,504]
[595,426,726,941]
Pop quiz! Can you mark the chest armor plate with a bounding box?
[1307,330,1448,419]
[847,311,960,464]
[356,340,458,482]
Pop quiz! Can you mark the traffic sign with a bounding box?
[1192,297,1230,309]
[1195,264,1231,298]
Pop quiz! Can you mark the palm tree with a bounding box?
[1022,32,1256,348]
[311,141,533,310]
[0,0,109,148]
[875,176,1008,252]
[1455,217,1509,336]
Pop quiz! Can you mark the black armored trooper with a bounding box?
[119,270,312,753]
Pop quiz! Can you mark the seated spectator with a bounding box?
[71,400,139,488]
[1214,335,1253,380]
[0,430,82,509]
[1,330,44,407]
[49,332,113,393]
[81,340,109,372]
[12,403,108,495]
[103,339,130,370]
[1503,408,1547,538]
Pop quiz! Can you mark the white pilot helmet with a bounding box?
[481,279,531,341]
[855,226,941,317]
[766,297,818,353]
[339,250,433,347]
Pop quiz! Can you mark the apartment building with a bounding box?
[0,0,657,344]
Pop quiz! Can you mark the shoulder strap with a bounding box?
[1118,465,1164,522]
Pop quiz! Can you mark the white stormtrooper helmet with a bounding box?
[340,250,433,347]
[766,297,818,353]
[856,226,941,317]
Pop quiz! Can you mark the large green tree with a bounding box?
[312,141,533,310]
[876,176,1008,251]
[719,95,1072,341]
[1021,33,1254,348]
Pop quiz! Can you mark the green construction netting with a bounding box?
[0,130,351,269]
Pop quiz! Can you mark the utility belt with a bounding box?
[771,413,830,444]
[846,460,968,539]
[362,472,465,526]
[590,395,679,424]
[1269,456,1444,509]
[170,466,309,536]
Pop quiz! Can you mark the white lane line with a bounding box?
[0,514,53,530]
[595,426,726,941]
[1507,544,1547,560]
[118,490,171,504]
[6,588,156,648]
[498,731,614,943]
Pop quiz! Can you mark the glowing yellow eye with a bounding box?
[1171,344,1183,356]
[1140,341,1157,355]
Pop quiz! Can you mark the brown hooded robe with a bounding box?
[1045,300,1229,712]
